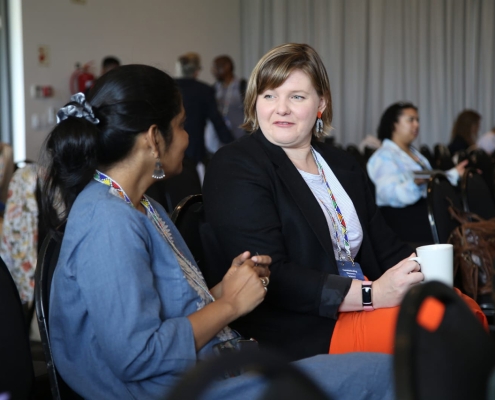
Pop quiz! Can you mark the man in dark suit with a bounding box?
[176,52,234,166]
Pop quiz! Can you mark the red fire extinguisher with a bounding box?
[70,62,95,94]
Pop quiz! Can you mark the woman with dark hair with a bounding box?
[448,109,481,155]
[367,102,467,208]
[42,64,396,400]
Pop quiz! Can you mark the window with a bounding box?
[0,0,12,144]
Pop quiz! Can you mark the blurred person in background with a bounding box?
[101,56,121,76]
[477,126,495,155]
[368,102,467,209]
[448,109,481,155]
[205,56,247,154]
[176,52,233,169]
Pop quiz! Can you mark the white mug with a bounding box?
[409,244,454,287]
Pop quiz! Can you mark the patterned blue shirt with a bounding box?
[367,139,459,207]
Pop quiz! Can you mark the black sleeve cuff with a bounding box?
[319,275,353,319]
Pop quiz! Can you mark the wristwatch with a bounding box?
[362,281,374,311]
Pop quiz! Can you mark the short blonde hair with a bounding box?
[242,43,332,139]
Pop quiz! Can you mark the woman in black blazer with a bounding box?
[203,44,423,361]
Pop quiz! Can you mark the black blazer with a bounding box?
[203,130,412,360]
[176,78,233,164]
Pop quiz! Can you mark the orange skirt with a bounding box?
[329,288,488,355]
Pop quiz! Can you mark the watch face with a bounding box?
[362,285,372,305]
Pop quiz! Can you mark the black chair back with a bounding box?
[345,144,366,169]
[171,194,229,286]
[0,256,35,399]
[167,348,332,400]
[34,224,82,400]
[395,281,495,400]
[379,198,433,245]
[419,145,434,167]
[171,194,205,267]
[433,144,454,170]
[461,168,495,220]
[453,149,469,164]
[363,146,376,162]
[469,148,495,196]
[427,173,463,243]
[146,159,202,213]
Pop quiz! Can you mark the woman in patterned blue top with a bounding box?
[367,102,467,208]
[39,65,395,399]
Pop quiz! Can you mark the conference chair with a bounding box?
[34,223,83,400]
[427,173,463,244]
[379,198,433,246]
[363,146,376,161]
[461,168,495,220]
[147,158,202,212]
[171,194,230,287]
[171,194,205,266]
[419,145,434,167]
[395,281,495,400]
[469,148,495,196]
[433,144,454,171]
[453,149,469,165]
[167,348,332,400]
[345,144,366,170]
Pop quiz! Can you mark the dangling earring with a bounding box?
[316,111,323,134]
[152,158,166,179]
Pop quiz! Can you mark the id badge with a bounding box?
[337,260,365,281]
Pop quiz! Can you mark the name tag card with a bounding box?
[337,260,365,281]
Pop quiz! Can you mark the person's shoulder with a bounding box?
[368,140,395,160]
[70,182,147,234]
[176,78,209,91]
[205,134,267,181]
[214,134,259,159]
[186,79,214,93]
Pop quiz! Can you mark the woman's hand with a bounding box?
[455,159,469,177]
[372,253,424,309]
[217,251,271,318]
[188,252,271,351]
[210,252,271,299]
[250,253,272,279]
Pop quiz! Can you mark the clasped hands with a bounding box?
[210,251,272,318]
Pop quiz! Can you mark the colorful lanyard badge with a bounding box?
[311,148,364,281]
[93,170,214,301]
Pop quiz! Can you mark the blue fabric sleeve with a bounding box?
[74,206,197,382]
[367,152,423,207]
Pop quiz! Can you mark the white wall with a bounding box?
[21,0,241,161]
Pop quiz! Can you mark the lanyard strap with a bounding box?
[93,170,214,301]
[310,148,354,264]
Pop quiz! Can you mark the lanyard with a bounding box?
[310,148,354,264]
[93,170,215,301]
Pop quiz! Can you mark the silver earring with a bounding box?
[152,159,166,179]
[316,112,323,134]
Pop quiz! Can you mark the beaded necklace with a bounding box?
[93,170,215,302]
[310,148,354,265]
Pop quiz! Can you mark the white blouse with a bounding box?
[298,149,363,260]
